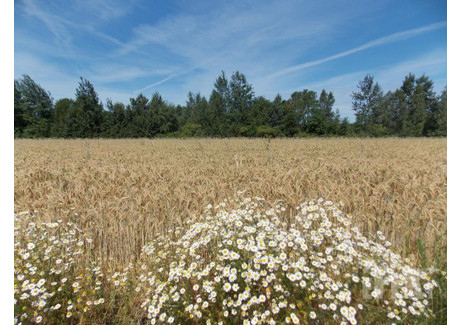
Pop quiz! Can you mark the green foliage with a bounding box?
[281,101,299,137]
[350,73,446,137]
[250,96,272,126]
[434,90,447,136]
[287,89,318,129]
[269,94,284,128]
[14,72,447,139]
[185,92,209,131]
[14,74,54,138]
[228,71,254,127]
[352,75,384,133]
[416,237,447,325]
[73,77,104,137]
[238,125,257,137]
[207,90,227,136]
[14,83,27,137]
[51,98,74,137]
[255,125,282,138]
[179,123,203,137]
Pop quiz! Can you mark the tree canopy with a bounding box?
[14,71,447,138]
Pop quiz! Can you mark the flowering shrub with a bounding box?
[14,197,444,324]
[14,212,104,324]
[137,197,440,324]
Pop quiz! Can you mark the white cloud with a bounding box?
[267,21,447,79]
[17,0,124,52]
[120,0,369,104]
[133,74,178,94]
[73,0,136,21]
[14,0,446,115]
[19,0,74,47]
[81,64,175,84]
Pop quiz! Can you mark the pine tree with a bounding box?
[14,75,54,137]
[352,75,384,135]
[74,77,103,137]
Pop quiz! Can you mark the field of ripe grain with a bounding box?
[14,138,447,266]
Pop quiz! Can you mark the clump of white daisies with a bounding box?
[14,197,443,324]
[14,212,105,324]
[136,197,440,324]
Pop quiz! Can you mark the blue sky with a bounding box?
[14,0,446,120]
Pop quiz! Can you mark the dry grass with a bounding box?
[14,138,446,267]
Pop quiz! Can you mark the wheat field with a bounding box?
[14,138,446,267]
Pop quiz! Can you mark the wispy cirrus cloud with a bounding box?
[78,64,174,84]
[267,21,447,79]
[133,74,178,94]
[72,0,137,21]
[280,47,447,120]
[17,0,125,51]
[19,0,74,47]
[117,0,374,102]
[117,1,339,62]
[15,0,446,113]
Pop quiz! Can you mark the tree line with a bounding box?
[14,71,446,138]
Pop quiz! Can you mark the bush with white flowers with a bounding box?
[14,212,105,324]
[14,196,443,324]
[136,197,439,324]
